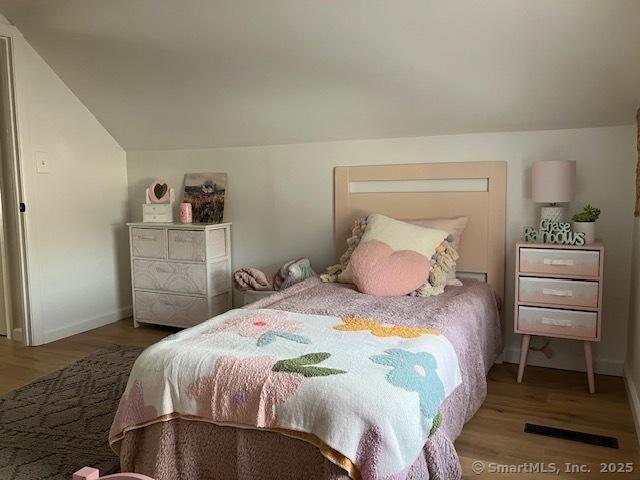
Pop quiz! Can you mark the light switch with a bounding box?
[35,151,50,174]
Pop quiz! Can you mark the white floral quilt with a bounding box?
[109,308,461,480]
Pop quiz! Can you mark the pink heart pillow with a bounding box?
[350,240,430,296]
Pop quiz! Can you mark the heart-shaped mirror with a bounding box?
[154,183,168,200]
[148,179,171,204]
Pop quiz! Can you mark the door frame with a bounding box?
[0,188,11,338]
[0,33,31,344]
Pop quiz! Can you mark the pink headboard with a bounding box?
[333,161,507,301]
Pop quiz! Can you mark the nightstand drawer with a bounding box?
[518,277,599,308]
[519,248,600,277]
[518,306,597,339]
[131,228,166,259]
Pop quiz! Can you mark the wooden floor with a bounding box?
[1,319,638,479]
[458,365,640,479]
[0,319,177,395]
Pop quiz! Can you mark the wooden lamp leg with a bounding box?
[583,341,595,394]
[517,334,531,383]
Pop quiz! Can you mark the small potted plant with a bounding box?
[572,204,600,244]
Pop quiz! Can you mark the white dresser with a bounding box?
[127,222,232,328]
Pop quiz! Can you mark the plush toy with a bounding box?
[414,243,460,297]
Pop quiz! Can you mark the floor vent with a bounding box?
[524,423,619,449]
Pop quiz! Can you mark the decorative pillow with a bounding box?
[350,240,431,296]
[339,214,448,283]
[321,214,460,297]
[408,217,467,285]
[361,214,449,254]
[320,213,449,283]
[319,217,367,283]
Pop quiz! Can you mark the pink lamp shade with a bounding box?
[531,160,576,204]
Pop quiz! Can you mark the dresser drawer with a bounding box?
[133,259,206,295]
[135,291,209,328]
[207,228,228,258]
[517,306,597,339]
[142,204,173,223]
[142,204,171,215]
[210,292,231,317]
[209,260,230,293]
[519,248,600,277]
[168,230,206,261]
[131,228,166,259]
[518,277,599,308]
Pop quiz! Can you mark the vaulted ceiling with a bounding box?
[0,0,638,150]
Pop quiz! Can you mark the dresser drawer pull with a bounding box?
[543,258,574,266]
[155,266,172,274]
[175,236,195,243]
[541,317,573,327]
[135,234,157,241]
[542,288,573,297]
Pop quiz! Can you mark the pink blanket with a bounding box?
[116,277,502,480]
[233,267,274,291]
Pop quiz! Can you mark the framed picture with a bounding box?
[183,172,227,223]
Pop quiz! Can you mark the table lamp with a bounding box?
[532,160,576,223]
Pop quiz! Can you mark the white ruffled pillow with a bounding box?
[409,217,467,285]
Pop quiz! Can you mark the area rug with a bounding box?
[0,344,143,480]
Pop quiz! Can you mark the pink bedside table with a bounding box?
[514,241,604,393]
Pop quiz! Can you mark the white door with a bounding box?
[0,137,8,337]
[0,258,7,336]
[0,36,28,343]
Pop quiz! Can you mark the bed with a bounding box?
[111,161,506,480]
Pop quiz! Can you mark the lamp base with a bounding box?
[540,205,565,223]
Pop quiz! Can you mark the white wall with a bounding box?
[128,125,636,375]
[0,23,130,345]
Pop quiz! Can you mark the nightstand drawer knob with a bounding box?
[542,288,573,297]
[541,317,573,327]
[543,258,574,266]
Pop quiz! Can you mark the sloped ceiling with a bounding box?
[0,0,639,150]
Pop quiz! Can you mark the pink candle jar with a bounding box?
[179,202,193,223]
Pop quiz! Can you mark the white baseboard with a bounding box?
[503,346,623,376]
[11,327,23,342]
[623,364,640,446]
[40,305,133,345]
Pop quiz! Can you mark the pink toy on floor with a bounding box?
[72,467,154,480]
